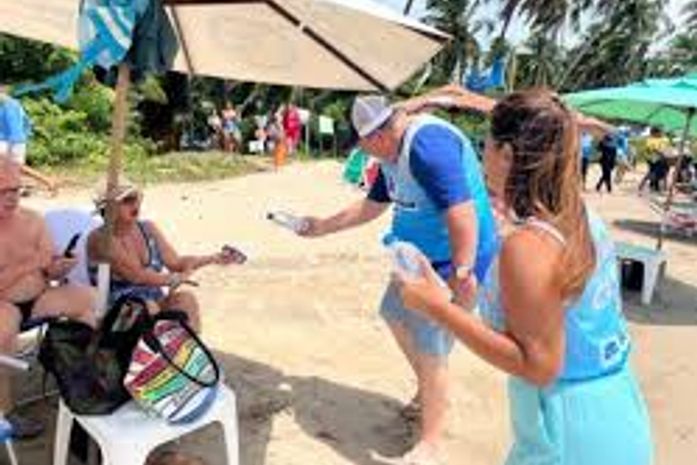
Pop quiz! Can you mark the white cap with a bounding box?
[93,176,140,209]
[351,95,394,138]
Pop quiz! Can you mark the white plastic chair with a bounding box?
[53,384,239,465]
[43,208,103,287]
[616,242,667,305]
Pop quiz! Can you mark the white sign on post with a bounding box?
[319,116,334,135]
[298,108,311,125]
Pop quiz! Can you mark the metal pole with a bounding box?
[658,107,695,250]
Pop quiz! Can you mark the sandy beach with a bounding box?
[12,160,697,465]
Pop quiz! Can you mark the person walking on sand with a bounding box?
[297,95,498,465]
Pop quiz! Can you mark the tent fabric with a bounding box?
[0,0,447,92]
[564,75,697,137]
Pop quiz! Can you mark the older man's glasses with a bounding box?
[0,186,26,198]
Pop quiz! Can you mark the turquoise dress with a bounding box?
[478,212,654,465]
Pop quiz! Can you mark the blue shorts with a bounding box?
[379,282,454,357]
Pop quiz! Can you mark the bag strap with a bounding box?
[101,293,153,334]
[143,314,220,388]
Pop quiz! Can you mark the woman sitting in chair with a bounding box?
[87,178,243,332]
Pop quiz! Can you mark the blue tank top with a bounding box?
[478,211,631,381]
[89,221,166,304]
[380,115,498,281]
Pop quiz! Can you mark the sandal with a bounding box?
[399,395,421,420]
[5,411,44,440]
[370,444,444,465]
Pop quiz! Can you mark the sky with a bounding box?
[379,0,688,50]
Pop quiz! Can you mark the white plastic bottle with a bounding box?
[383,236,448,290]
[267,211,309,234]
[386,240,425,279]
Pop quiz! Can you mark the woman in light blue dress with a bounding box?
[396,90,653,465]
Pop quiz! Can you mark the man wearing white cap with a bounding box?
[300,95,498,464]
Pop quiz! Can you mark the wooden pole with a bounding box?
[658,108,695,250]
[103,63,131,258]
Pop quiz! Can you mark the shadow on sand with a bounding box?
[13,352,415,465]
[622,275,697,327]
[219,352,415,465]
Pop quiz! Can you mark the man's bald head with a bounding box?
[0,156,21,187]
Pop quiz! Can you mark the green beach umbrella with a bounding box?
[565,73,697,137]
[565,73,697,249]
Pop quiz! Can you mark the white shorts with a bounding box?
[0,141,27,164]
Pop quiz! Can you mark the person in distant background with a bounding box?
[282,103,302,155]
[596,133,617,193]
[639,127,670,193]
[614,128,632,184]
[221,102,242,153]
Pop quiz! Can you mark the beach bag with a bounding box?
[38,295,151,414]
[124,313,220,424]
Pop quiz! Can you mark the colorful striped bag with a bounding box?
[124,314,220,424]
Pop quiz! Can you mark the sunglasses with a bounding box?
[0,186,26,198]
[119,192,142,205]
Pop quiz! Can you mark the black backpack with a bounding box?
[38,295,153,415]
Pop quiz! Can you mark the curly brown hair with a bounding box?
[490,89,595,299]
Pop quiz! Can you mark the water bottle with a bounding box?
[267,211,308,234]
[383,235,449,289]
[385,239,424,279]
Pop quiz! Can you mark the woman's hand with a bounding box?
[216,246,247,265]
[394,255,452,320]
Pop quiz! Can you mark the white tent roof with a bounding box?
[0,0,448,91]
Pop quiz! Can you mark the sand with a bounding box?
[12,160,697,465]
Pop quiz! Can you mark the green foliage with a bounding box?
[0,33,75,83]
[22,97,109,165]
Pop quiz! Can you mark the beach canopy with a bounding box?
[0,0,447,92]
[564,73,697,137]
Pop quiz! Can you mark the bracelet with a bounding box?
[167,273,182,288]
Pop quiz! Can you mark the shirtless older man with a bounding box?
[0,157,94,438]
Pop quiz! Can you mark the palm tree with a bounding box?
[425,0,493,85]
[497,0,592,40]
[557,0,673,90]
[403,0,416,14]
[513,32,565,87]
[684,0,697,29]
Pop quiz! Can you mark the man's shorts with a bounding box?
[379,282,454,357]
[0,141,27,165]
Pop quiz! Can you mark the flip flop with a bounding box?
[370,446,444,465]
[399,396,421,420]
[5,411,44,440]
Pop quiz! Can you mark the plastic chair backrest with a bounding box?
[43,208,102,286]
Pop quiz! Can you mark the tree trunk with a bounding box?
[403,0,415,15]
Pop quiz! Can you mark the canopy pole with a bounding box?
[170,6,198,149]
[658,107,695,250]
[103,63,131,258]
